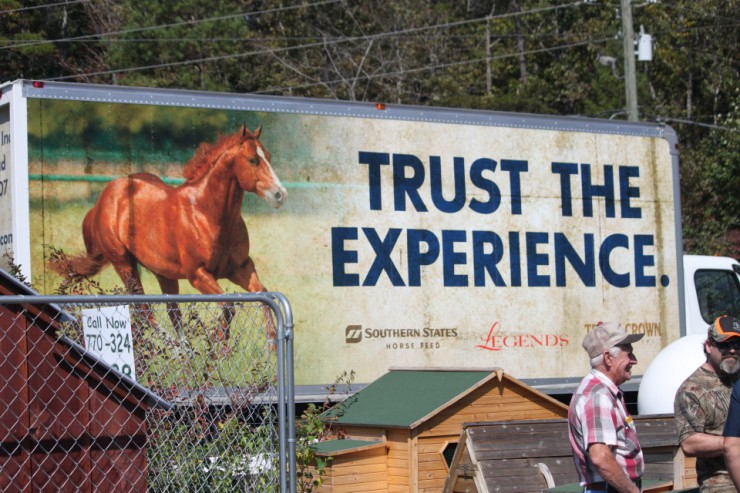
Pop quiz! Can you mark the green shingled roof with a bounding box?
[312,439,384,455]
[324,369,494,428]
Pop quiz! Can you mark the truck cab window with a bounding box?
[695,269,740,324]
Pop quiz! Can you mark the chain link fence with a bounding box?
[0,291,295,493]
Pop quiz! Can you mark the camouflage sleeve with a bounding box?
[674,384,707,443]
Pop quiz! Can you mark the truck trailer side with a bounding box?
[2,79,736,393]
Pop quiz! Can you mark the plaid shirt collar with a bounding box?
[590,368,621,398]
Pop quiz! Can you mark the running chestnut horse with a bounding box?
[52,125,286,344]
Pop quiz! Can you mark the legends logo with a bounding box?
[476,321,569,351]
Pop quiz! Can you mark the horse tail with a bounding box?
[48,207,110,278]
[49,251,108,277]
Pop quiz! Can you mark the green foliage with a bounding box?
[295,370,356,493]
[25,255,351,493]
[147,410,280,493]
[27,99,237,165]
[19,259,285,491]
[680,87,740,255]
[0,0,105,80]
[103,0,254,90]
[0,251,31,288]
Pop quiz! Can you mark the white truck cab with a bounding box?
[638,254,740,414]
[683,255,740,336]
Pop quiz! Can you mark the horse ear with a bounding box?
[241,124,248,137]
[254,125,262,139]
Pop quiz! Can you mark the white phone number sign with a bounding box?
[81,306,136,381]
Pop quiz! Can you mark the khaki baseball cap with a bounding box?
[582,322,644,359]
[708,315,740,343]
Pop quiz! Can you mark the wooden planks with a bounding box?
[318,447,388,493]
[459,415,682,493]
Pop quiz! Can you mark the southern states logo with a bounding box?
[345,325,363,343]
[476,321,569,351]
[345,324,458,350]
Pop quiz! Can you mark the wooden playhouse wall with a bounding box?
[314,427,404,493]
[318,374,568,493]
[412,376,568,493]
[388,429,411,492]
[318,446,388,493]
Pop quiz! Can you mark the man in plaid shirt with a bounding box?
[568,322,645,493]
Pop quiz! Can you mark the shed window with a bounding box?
[442,442,458,468]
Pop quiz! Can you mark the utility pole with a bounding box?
[621,0,639,121]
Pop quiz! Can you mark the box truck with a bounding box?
[1,79,738,395]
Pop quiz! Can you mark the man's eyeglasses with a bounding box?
[714,339,740,352]
[613,344,635,356]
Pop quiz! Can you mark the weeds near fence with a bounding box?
[295,370,355,493]
[1,251,32,287]
[8,252,284,492]
[4,251,355,493]
[148,406,279,492]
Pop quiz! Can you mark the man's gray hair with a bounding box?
[590,345,623,368]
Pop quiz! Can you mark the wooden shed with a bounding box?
[0,269,171,492]
[313,368,568,493]
[443,415,699,493]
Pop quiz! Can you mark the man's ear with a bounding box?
[602,350,613,368]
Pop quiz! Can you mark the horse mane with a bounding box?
[182,131,247,182]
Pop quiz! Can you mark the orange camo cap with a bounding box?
[708,315,740,343]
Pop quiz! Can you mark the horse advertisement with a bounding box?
[2,82,680,386]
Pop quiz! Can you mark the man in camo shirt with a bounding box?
[674,315,740,492]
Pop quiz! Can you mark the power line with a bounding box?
[2,29,600,44]
[45,32,614,83]
[655,117,739,133]
[254,37,615,94]
[596,0,738,24]
[46,38,333,80]
[0,0,344,51]
[649,21,740,38]
[0,0,89,15]
[61,32,597,81]
[44,1,590,81]
[654,2,740,25]
[4,18,735,48]
[1,0,586,51]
